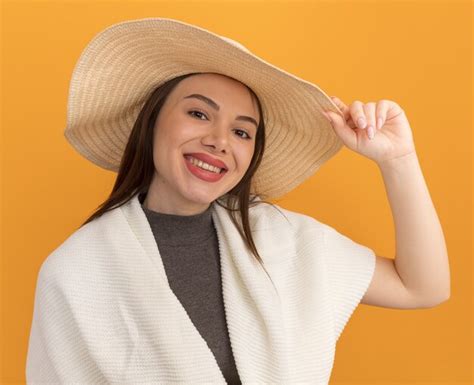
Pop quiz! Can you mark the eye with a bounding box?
[234,129,252,140]
[188,109,208,120]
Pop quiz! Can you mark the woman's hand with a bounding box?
[323,97,417,164]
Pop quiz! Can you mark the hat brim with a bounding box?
[64,17,344,200]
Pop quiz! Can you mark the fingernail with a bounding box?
[367,125,375,139]
[357,117,366,129]
[325,111,334,126]
[377,117,383,129]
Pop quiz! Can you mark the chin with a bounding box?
[184,190,220,205]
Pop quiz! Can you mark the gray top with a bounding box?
[139,192,241,385]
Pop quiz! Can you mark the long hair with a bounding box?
[79,72,280,273]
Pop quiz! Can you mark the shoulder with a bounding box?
[247,198,329,236]
[37,207,122,285]
[243,200,335,264]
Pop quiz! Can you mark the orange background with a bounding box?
[1,1,472,384]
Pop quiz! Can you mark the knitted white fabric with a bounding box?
[26,193,375,384]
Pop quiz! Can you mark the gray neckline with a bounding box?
[139,194,215,247]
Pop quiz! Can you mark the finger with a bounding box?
[330,96,348,111]
[363,102,377,140]
[325,109,357,146]
[330,96,357,129]
[363,102,376,132]
[350,100,367,129]
[375,100,390,130]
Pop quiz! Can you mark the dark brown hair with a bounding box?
[79,72,281,280]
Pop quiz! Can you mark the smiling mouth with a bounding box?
[184,155,228,174]
[183,155,229,183]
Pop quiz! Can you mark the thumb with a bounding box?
[325,110,357,147]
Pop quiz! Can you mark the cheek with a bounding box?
[152,129,176,173]
[153,121,183,151]
[156,116,195,146]
[152,122,192,171]
[234,144,255,172]
[152,130,165,162]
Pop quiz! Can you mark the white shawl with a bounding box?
[26,193,375,384]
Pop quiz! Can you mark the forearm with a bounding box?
[378,152,451,302]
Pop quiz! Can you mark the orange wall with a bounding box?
[1,1,472,384]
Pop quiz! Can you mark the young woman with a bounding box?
[26,18,450,385]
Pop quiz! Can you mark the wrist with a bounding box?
[378,151,419,173]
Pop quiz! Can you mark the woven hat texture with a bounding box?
[64,17,344,200]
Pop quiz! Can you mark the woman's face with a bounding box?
[144,73,260,215]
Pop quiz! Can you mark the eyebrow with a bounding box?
[183,93,258,129]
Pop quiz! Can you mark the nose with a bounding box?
[201,123,230,154]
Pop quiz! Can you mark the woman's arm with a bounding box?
[361,152,450,309]
[378,152,450,303]
[324,97,451,309]
[378,151,451,304]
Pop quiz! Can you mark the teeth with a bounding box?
[188,156,223,174]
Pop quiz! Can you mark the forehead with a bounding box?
[180,72,248,90]
[174,73,258,106]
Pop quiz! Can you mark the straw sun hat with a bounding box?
[64,17,344,200]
